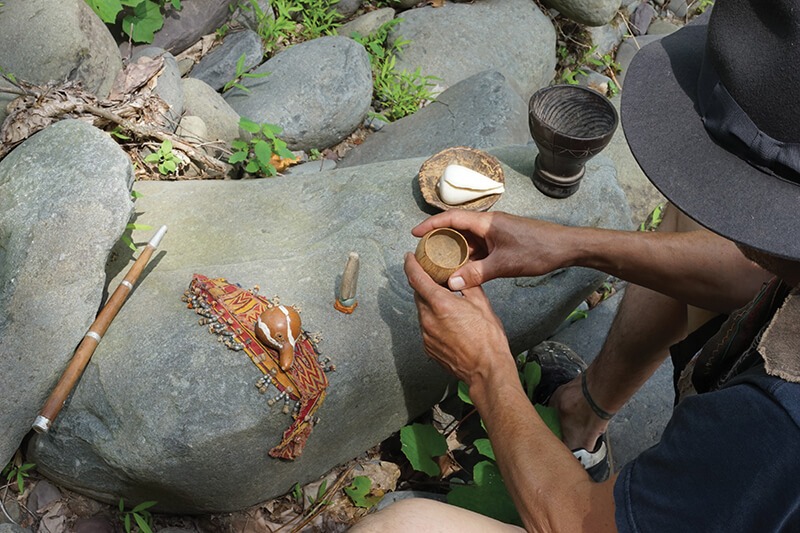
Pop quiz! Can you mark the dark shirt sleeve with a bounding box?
[614,378,800,533]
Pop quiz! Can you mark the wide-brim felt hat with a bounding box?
[621,0,800,261]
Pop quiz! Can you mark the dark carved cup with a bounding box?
[528,85,619,198]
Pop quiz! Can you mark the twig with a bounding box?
[272,466,355,533]
[443,407,478,438]
[0,483,19,525]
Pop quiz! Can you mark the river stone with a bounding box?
[0,0,122,97]
[132,47,184,131]
[28,145,632,513]
[189,30,265,92]
[225,36,372,151]
[389,0,556,100]
[540,0,621,26]
[232,0,274,32]
[182,78,242,145]
[339,70,530,168]
[127,0,238,57]
[339,7,396,39]
[0,120,134,470]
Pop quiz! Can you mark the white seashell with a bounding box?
[437,164,505,205]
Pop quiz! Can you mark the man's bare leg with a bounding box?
[550,205,769,452]
[348,498,525,533]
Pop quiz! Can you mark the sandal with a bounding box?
[525,341,613,482]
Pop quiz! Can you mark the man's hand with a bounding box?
[412,210,573,291]
[403,252,515,387]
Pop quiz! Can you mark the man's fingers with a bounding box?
[448,258,493,291]
[404,252,447,302]
[411,210,490,238]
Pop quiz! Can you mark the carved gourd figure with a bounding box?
[256,305,302,370]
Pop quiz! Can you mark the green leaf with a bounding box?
[275,145,296,160]
[130,190,144,199]
[144,152,161,163]
[227,151,248,164]
[231,139,248,150]
[253,139,273,166]
[344,476,382,509]
[126,223,153,230]
[131,501,157,513]
[235,53,246,76]
[292,482,303,504]
[261,122,282,138]
[400,423,447,477]
[122,0,164,44]
[535,403,562,439]
[121,235,137,251]
[473,438,495,460]
[162,159,178,172]
[171,0,181,9]
[86,0,124,23]
[457,381,473,405]
[244,160,259,173]
[133,513,152,533]
[315,479,328,503]
[447,461,521,526]
[239,117,261,134]
[161,139,172,153]
[119,498,125,512]
[523,361,542,401]
[124,514,131,533]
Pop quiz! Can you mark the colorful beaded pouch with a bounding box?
[183,274,332,460]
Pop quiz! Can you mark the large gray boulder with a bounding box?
[0,0,122,97]
[0,120,135,470]
[541,0,622,26]
[131,47,184,131]
[339,70,531,168]
[126,0,238,57]
[389,0,556,100]
[182,78,242,145]
[225,36,373,151]
[28,146,632,513]
[189,30,265,92]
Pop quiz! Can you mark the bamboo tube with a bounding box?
[32,225,167,434]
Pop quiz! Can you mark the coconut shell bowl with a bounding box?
[418,146,505,212]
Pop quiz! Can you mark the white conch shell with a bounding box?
[437,164,505,205]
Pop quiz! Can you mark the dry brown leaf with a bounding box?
[271,153,300,173]
[109,56,165,101]
[37,501,67,533]
[429,0,446,6]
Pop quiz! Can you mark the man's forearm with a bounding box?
[468,362,617,532]
[558,227,768,313]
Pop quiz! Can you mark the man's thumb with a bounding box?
[448,260,489,290]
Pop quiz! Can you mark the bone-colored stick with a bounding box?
[334,252,359,314]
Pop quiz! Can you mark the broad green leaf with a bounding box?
[344,476,382,509]
[161,139,172,153]
[447,461,521,526]
[523,361,541,401]
[122,0,164,44]
[231,140,248,150]
[119,498,125,512]
[275,145,296,160]
[253,139,273,166]
[124,514,131,532]
[86,0,124,23]
[400,423,447,477]
[130,190,144,199]
[131,501,157,513]
[261,122,282,138]
[121,235,137,251]
[133,513,152,533]
[263,162,277,177]
[171,0,181,9]
[457,381,473,405]
[535,403,562,439]
[161,159,177,173]
[473,438,495,460]
[245,160,259,173]
[239,118,261,134]
[235,53,246,75]
[144,153,161,163]
[227,151,248,164]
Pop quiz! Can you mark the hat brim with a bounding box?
[621,22,800,261]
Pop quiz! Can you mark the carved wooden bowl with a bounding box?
[418,146,505,212]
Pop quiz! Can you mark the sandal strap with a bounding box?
[581,371,616,420]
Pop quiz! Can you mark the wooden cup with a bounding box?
[415,228,469,285]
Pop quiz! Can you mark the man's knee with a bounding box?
[348,498,443,532]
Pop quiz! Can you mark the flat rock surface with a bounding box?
[28,146,633,513]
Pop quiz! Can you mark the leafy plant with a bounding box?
[240,0,301,54]
[84,0,181,44]
[118,498,157,533]
[295,0,342,40]
[121,222,154,251]
[307,479,330,506]
[144,139,180,175]
[399,358,562,524]
[638,203,665,232]
[352,19,439,122]
[223,53,270,93]
[691,0,714,14]
[0,64,16,84]
[228,117,296,177]
[344,475,383,509]
[2,461,35,493]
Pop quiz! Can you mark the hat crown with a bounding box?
[707,0,800,142]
